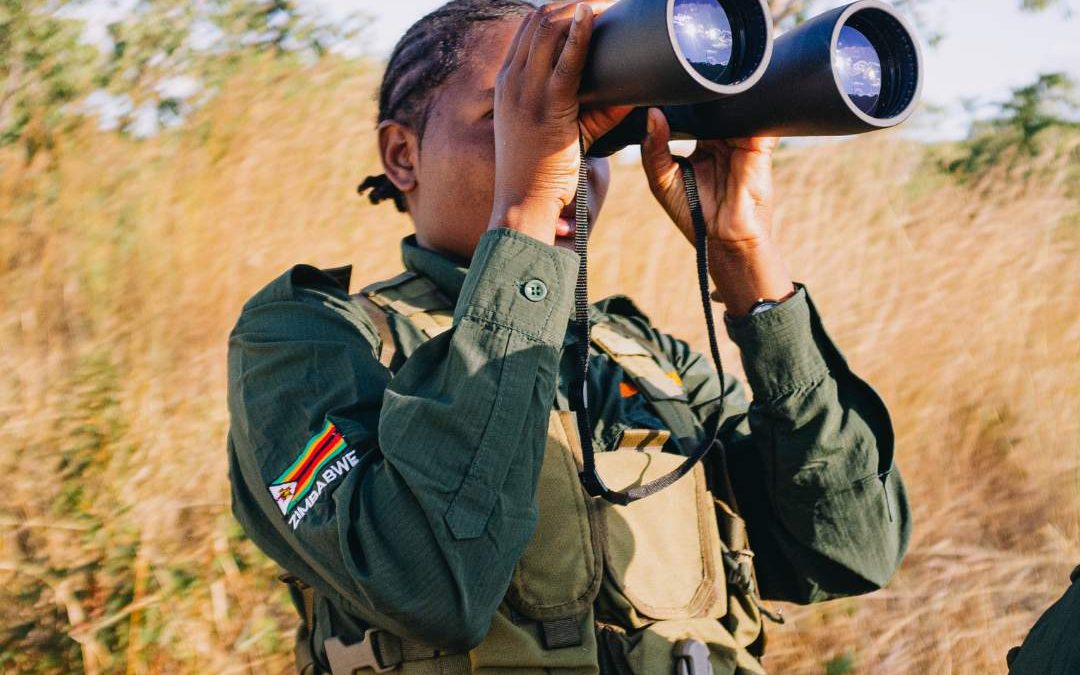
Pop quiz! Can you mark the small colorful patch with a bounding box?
[268,421,349,516]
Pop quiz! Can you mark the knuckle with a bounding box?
[554,60,577,81]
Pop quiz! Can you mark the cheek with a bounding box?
[421,127,497,206]
[414,120,501,256]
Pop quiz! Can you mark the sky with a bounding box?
[321,0,1079,140]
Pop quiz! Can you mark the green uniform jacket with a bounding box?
[227,228,911,658]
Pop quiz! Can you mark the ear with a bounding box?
[377,120,420,195]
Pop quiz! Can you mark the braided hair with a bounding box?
[359,0,537,212]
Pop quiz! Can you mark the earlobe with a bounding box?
[377,121,420,195]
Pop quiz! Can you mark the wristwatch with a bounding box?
[748,299,781,316]
[747,287,799,315]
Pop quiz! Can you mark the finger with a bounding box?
[580,104,634,148]
[527,1,580,78]
[508,10,543,71]
[551,3,595,98]
[726,136,779,154]
[640,108,681,195]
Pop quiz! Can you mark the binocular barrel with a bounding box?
[587,0,924,157]
[580,0,774,106]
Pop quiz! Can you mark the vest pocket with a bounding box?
[470,412,603,672]
[595,450,727,626]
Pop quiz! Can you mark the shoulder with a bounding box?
[592,294,658,339]
[593,294,653,324]
[231,264,381,351]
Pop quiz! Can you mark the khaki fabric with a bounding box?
[595,451,726,625]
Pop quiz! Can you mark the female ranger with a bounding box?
[226,1,911,672]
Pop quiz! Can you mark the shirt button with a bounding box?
[522,279,548,302]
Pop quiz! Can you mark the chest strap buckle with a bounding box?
[325,629,399,674]
[674,639,714,675]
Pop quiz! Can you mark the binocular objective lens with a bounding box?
[673,0,734,84]
[835,25,882,115]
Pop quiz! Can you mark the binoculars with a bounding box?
[582,0,924,156]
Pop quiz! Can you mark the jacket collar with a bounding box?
[400,235,469,302]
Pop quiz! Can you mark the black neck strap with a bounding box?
[572,139,727,505]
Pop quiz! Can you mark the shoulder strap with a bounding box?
[353,294,395,369]
[361,272,453,340]
[590,319,701,450]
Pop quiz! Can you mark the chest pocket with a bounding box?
[468,411,603,673]
[595,449,727,627]
[471,412,731,673]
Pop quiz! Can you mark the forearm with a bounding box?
[370,228,577,641]
[725,288,911,601]
[488,198,562,245]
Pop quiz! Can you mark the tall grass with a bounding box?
[1,56,1077,674]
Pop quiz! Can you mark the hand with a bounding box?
[488,1,632,245]
[640,108,794,315]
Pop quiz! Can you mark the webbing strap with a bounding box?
[573,140,727,505]
[363,275,453,339]
[325,630,469,674]
[354,294,395,368]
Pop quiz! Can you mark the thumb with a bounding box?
[640,107,680,197]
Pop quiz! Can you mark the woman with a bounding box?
[226,1,911,673]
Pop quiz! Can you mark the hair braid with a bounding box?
[358,0,536,212]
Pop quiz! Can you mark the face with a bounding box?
[380,19,612,261]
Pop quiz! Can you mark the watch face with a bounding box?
[750,301,779,316]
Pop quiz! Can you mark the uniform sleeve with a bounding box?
[227,228,578,651]
[650,286,912,604]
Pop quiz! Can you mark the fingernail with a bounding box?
[574,3,588,23]
[646,109,656,134]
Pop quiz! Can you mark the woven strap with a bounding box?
[354,294,395,368]
[362,273,453,339]
[325,630,469,674]
[572,141,727,505]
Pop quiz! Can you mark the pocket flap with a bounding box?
[506,412,603,621]
[597,450,726,622]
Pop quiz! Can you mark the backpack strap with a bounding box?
[279,571,320,674]
[589,322,687,401]
[589,319,702,452]
[353,294,395,369]
[278,572,469,674]
[361,271,454,340]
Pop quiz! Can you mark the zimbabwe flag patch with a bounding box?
[267,421,359,529]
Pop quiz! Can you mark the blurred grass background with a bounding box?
[1,2,1079,673]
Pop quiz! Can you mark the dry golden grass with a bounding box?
[0,56,1077,674]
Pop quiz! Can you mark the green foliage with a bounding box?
[1019,0,1068,10]
[769,0,1063,41]
[0,0,98,159]
[1,0,371,151]
[942,72,1079,179]
[824,651,857,675]
[98,0,369,134]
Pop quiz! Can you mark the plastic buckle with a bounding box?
[674,639,713,675]
[325,629,398,674]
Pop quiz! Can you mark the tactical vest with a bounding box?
[286,271,770,675]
